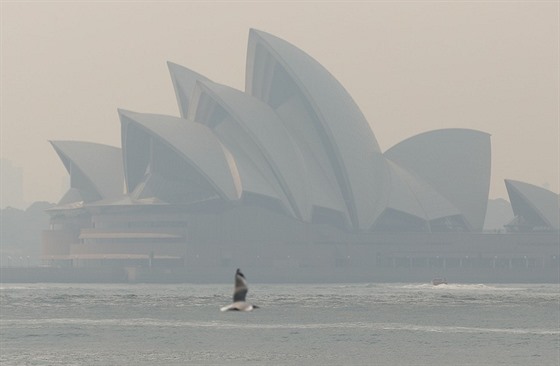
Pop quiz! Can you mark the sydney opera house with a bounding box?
[41,29,559,283]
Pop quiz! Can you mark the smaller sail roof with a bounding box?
[119,109,242,201]
[191,80,312,221]
[167,61,211,118]
[384,159,461,222]
[505,179,559,230]
[385,128,491,231]
[50,141,124,201]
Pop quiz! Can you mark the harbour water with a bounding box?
[1,282,558,365]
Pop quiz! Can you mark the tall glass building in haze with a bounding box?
[41,30,559,283]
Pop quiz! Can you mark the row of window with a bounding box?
[92,221,188,229]
[80,238,185,245]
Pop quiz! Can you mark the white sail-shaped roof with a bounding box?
[167,61,211,118]
[187,83,285,212]
[505,179,559,230]
[245,29,389,230]
[189,80,312,221]
[119,109,242,201]
[50,141,124,202]
[385,129,491,231]
[384,159,461,222]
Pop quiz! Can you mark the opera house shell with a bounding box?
[41,29,558,283]
[504,180,559,232]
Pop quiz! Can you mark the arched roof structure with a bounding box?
[167,61,210,119]
[245,29,389,230]
[385,129,491,231]
[186,85,286,214]
[47,30,497,235]
[384,159,462,222]
[50,141,124,203]
[372,159,468,232]
[505,179,559,231]
[189,80,312,221]
[119,110,242,203]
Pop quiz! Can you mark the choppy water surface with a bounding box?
[1,282,558,365]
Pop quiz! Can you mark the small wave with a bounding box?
[399,283,526,291]
[2,318,557,336]
[0,285,49,291]
[379,323,559,336]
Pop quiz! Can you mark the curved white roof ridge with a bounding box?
[187,81,296,217]
[118,109,242,201]
[383,159,429,221]
[167,61,211,119]
[49,140,124,200]
[505,179,559,230]
[246,29,388,230]
[384,128,491,231]
[193,79,313,221]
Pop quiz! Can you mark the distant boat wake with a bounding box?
[220,268,259,312]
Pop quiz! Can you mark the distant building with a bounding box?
[0,159,24,210]
[40,30,558,282]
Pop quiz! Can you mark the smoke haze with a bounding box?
[1,2,558,205]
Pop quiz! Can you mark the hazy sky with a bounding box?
[1,1,558,204]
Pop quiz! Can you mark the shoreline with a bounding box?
[1,265,557,284]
